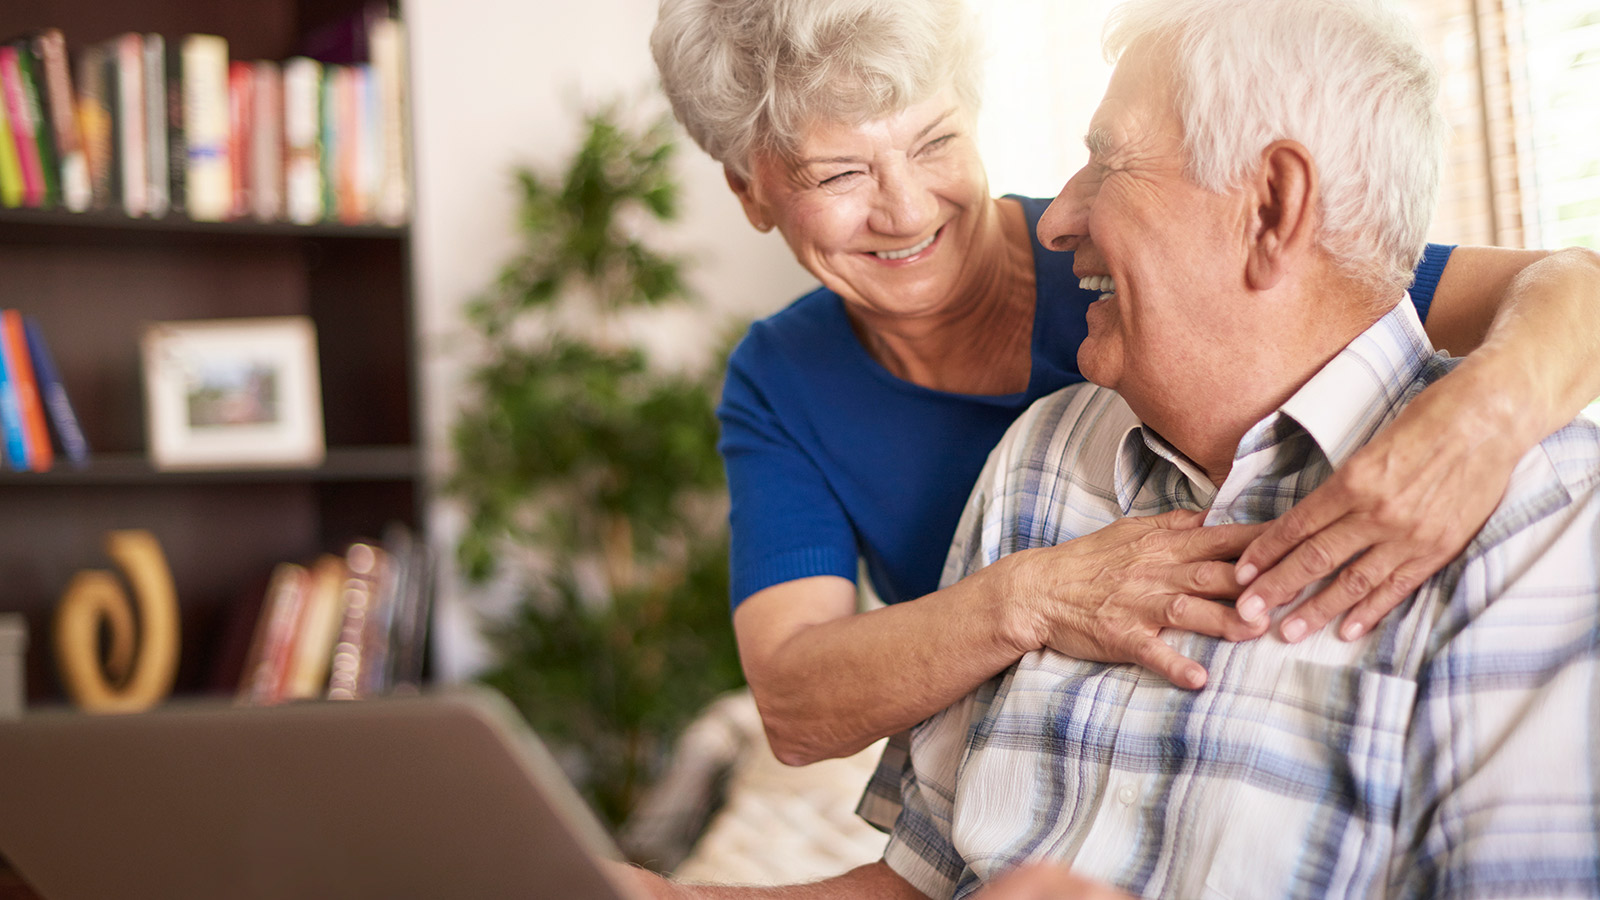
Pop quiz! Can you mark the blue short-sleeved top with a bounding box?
[717,195,1455,608]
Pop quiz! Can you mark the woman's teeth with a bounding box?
[1079,275,1117,299]
[874,232,936,260]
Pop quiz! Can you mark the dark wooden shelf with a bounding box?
[0,207,407,242]
[0,446,420,486]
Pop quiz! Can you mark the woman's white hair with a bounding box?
[651,0,983,177]
[1105,0,1445,295]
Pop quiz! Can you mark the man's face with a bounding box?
[1036,51,1248,406]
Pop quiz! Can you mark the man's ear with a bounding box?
[1245,140,1317,291]
[724,166,773,233]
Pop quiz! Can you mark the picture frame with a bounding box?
[141,316,325,471]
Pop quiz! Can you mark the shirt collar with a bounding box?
[1112,294,1434,512]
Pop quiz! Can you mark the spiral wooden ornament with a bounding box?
[53,530,181,714]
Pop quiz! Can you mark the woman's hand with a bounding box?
[1231,369,1520,643]
[1234,245,1600,643]
[1004,509,1270,690]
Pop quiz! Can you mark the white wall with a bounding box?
[407,0,815,680]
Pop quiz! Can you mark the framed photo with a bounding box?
[142,317,325,471]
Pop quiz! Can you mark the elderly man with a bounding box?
[629,0,1600,897]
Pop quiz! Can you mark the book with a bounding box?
[0,312,31,470]
[282,56,322,225]
[0,84,22,207]
[281,553,349,701]
[0,310,51,472]
[31,29,90,212]
[22,315,88,468]
[113,33,147,217]
[0,45,46,207]
[12,41,61,209]
[387,526,434,691]
[142,34,168,218]
[74,43,113,211]
[326,540,387,700]
[181,34,230,222]
[237,562,310,706]
[250,61,283,222]
[162,39,185,215]
[226,60,252,220]
[319,65,340,222]
[370,16,409,226]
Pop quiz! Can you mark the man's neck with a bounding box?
[1138,281,1392,487]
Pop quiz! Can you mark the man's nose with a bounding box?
[868,161,938,236]
[1037,168,1093,252]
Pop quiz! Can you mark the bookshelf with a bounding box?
[0,0,422,706]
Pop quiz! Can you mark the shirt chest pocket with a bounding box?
[1194,661,1418,900]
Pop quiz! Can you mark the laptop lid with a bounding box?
[0,687,639,900]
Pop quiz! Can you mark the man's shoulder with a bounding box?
[1471,412,1600,558]
[1001,382,1135,457]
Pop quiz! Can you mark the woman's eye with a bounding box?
[920,134,956,154]
[820,171,861,187]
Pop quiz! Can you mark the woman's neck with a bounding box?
[850,197,1038,395]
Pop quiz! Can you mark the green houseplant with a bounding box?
[448,105,746,830]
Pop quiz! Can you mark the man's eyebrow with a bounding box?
[1084,127,1114,157]
[794,109,959,167]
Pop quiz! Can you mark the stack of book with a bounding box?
[227,522,434,706]
[0,19,408,225]
[0,309,88,472]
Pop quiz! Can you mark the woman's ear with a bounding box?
[725,166,773,233]
[1245,140,1317,291]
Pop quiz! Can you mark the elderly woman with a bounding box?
[649,0,1600,768]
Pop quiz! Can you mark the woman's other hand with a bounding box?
[1003,509,1270,690]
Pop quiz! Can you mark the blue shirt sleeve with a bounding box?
[718,334,860,609]
[1410,243,1455,324]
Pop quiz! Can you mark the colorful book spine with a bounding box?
[22,316,89,468]
[250,61,283,222]
[238,562,309,706]
[319,66,339,223]
[370,16,409,226]
[181,34,230,221]
[226,60,252,220]
[114,33,147,217]
[0,311,51,472]
[142,34,169,218]
[282,57,322,225]
[32,29,89,212]
[75,43,113,211]
[0,84,22,207]
[163,41,185,215]
[0,313,30,470]
[0,46,46,208]
[13,42,61,209]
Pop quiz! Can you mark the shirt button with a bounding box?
[1117,784,1138,806]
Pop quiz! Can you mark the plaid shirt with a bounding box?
[859,299,1600,899]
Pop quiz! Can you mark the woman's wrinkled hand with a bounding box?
[1006,508,1271,690]
[1232,376,1519,644]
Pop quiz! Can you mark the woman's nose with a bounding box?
[868,162,938,236]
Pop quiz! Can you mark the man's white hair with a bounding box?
[1106,0,1445,295]
[651,0,983,178]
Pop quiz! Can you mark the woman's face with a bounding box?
[728,87,995,322]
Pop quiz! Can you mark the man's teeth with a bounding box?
[874,233,936,260]
[1078,275,1117,295]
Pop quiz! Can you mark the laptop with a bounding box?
[0,687,641,899]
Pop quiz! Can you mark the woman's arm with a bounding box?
[737,510,1267,766]
[1235,245,1600,639]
